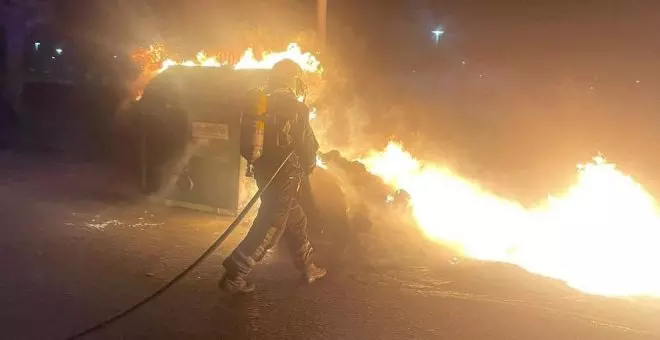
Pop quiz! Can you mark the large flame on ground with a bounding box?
[359,141,660,297]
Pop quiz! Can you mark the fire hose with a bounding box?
[65,150,295,340]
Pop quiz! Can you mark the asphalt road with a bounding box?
[0,151,658,340]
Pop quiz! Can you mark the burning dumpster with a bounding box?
[135,66,269,215]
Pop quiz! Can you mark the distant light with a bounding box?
[51,56,55,60]
[589,86,595,90]
[55,48,63,55]
[461,61,467,65]
[636,80,640,84]
[479,74,484,78]
[113,55,118,59]
[34,42,40,50]
[431,27,445,44]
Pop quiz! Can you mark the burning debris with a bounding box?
[320,150,412,213]
[313,149,418,244]
[310,136,660,298]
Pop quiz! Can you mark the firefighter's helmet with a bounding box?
[269,59,306,98]
[271,59,302,80]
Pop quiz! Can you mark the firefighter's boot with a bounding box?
[302,263,327,284]
[219,273,256,295]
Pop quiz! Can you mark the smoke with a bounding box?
[304,49,573,205]
[150,137,260,220]
[153,138,206,201]
[311,54,660,206]
[311,101,370,158]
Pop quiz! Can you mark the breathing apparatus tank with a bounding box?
[240,59,306,177]
[240,88,268,177]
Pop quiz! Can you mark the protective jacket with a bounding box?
[258,88,318,176]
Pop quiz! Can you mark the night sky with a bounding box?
[333,1,660,79]
[48,0,660,82]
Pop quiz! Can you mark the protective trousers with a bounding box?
[223,166,314,279]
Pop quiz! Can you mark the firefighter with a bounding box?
[219,59,326,294]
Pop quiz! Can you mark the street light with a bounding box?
[431,27,445,45]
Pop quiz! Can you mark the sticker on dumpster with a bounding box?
[192,122,229,140]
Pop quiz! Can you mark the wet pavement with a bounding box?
[0,151,659,339]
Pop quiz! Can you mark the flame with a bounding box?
[360,141,660,297]
[129,43,322,100]
[234,43,322,73]
[133,42,321,75]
